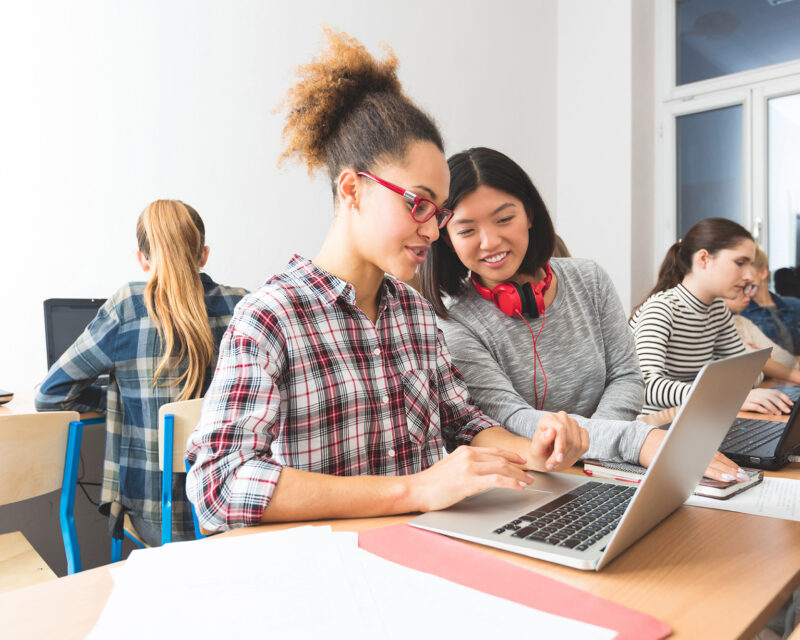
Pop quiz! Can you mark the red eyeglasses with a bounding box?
[357,172,453,229]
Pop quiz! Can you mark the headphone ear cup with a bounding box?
[492,282,524,317]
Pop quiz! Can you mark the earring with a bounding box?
[351,204,357,214]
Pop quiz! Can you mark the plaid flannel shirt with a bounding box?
[35,273,247,546]
[186,255,496,532]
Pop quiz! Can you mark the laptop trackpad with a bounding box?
[445,473,585,517]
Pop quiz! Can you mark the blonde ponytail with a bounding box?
[136,200,215,401]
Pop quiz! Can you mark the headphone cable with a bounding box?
[518,312,547,409]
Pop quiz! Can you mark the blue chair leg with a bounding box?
[162,415,174,546]
[60,420,84,574]
[110,534,122,563]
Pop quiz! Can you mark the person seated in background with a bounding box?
[773,266,800,299]
[740,246,800,356]
[726,283,800,385]
[36,200,247,546]
[629,217,791,415]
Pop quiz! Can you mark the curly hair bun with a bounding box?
[278,27,443,189]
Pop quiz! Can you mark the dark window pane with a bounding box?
[678,0,800,86]
[677,105,743,237]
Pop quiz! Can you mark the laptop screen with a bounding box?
[43,298,106,369]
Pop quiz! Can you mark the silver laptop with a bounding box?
[410,348,770,571]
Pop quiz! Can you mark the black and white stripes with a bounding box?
[629,284,748,413]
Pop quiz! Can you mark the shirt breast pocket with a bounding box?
[401,369,441,447]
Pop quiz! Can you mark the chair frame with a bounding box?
[110,400,204,562]
[0,411,89,579]
[161,414,204,544]
[59,416,105,574]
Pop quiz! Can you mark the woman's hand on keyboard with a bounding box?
[742,388,792,415]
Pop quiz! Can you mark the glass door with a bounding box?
[764,91,800,271]
[676,104,744,238]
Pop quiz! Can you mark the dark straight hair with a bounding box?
[632,217,754,315]
[419,147,555,318]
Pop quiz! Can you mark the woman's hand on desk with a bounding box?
[638,429,749,482]
[742,388,792,415]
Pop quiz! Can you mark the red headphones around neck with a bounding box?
[471,263,553,410]
[471,263,553,319]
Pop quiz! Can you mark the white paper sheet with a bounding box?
[686,477,800,520]
[88,526,617,639]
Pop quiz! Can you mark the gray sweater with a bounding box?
[439,258,654,463]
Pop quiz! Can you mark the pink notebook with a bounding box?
[359,524,671,640]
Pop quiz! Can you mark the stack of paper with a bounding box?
[89,526,617,639]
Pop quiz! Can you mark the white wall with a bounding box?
[556,0,633,308]
[1,0,559,389]
[631,0,656,309]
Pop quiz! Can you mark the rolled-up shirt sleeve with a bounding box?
[186,304,287,532]
[435,329,496,451]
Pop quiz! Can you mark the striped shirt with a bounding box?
[185,255,496,533]
[35,273,247,546]
[629,284,754,413]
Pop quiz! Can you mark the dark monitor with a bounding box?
[43,298,106,369]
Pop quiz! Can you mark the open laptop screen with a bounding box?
[43,298,106,369]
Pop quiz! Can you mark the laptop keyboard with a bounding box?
[492,482,636,552]
[720,419,784,454]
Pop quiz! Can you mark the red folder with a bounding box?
[359,524,671,640]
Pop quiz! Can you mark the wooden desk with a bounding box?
[0,389,103,421]
[1,457,799,639]
[0,389,38,415]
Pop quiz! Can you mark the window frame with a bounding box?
[654,0,800,275]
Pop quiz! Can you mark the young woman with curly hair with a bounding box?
[186,30,590,532]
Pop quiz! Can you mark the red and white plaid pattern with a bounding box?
[186,255,496,531]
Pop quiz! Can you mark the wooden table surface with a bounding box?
[0,389,37,415]
[1,406,798,639]
[0,388,103,420]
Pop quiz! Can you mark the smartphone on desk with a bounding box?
[0,389,13,405]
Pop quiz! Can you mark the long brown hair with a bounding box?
[136,200,214,401]
[633,217,753,315]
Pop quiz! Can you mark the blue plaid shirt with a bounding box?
[35,273,247,546]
